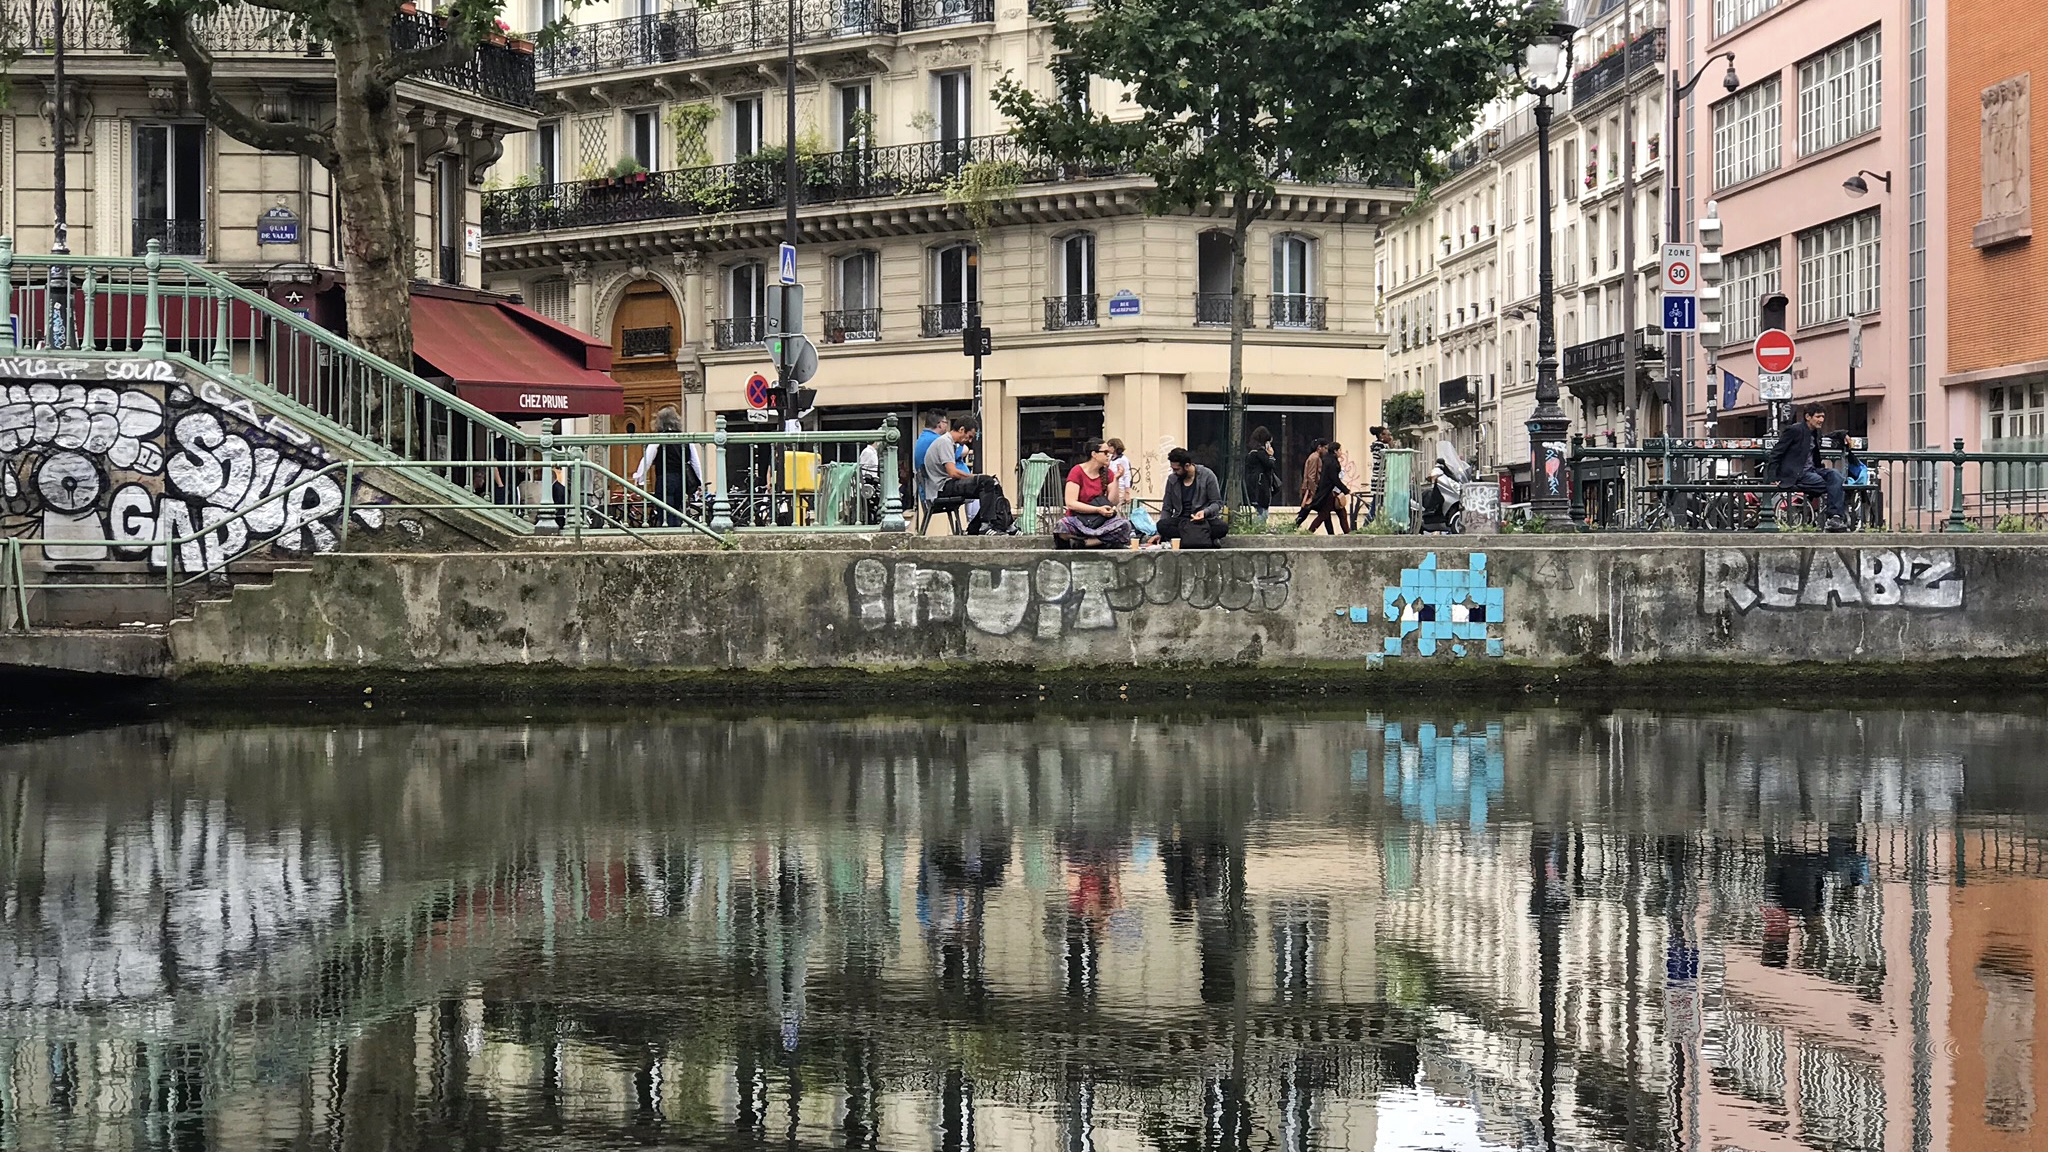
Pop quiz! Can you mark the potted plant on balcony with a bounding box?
[487,18,510,47]
[1647,133,1661,160]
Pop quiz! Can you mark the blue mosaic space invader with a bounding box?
[1366,552,1505,658]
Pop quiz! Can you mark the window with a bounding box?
[1988,381,2048,443]
[934,70,972,153]
[628,108,657,170]
[1715,0,1779,37]
[436,156,462,285]
[1055,232,1096,326]
[1712,77,1781,189]
[838,83,872,149]
[1798,28,1881,156]
[1796,211,1880,327]
[536,120,561,186]
[1504,170,1516,226]
[925,243,978,335]
[135,123,205,256]
[1271,233,1315,327]
[729,261,765,318]
[1561,140,1579,203]
[1525,162,1536,219]
[831,250,880,342]
[1055,55,1089,114]
[1720,241,1782,344]
[731,95,763,160]
[537,0,561,25]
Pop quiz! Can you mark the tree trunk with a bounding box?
[331,26,417,372]
[1224,192,1251,510]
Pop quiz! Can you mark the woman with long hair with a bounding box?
[1054,437,1135,548]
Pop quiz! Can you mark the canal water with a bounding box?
[2,703,2045,1151]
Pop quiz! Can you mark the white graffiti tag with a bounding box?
[852,553,1291,639]
[1702,548,1964,613]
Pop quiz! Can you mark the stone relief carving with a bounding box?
[1977,73,2033,249]
[37,81,93,149]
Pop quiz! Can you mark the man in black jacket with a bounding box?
[1154,448,1228,548]
[1769,404,1847,531]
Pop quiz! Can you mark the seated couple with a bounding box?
[920,414,1021,535]
[1056,444,1227,549]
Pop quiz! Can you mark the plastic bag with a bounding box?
[1129,503,1158,537]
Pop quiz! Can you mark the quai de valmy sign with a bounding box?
[257,205,299,245]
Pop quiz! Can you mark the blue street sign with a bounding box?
[1662,294,1697,332]
[777,243,798,286]
[258,205,300,245]
[1107,289,1140,317]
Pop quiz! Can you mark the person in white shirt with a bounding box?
[630,405,700,526]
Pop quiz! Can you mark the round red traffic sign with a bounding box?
[1754,329,1796,374]
[745,373,771,408]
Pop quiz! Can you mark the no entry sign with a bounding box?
[1754,329,1796,375]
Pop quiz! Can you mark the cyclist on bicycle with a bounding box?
[1767,404,1848,532]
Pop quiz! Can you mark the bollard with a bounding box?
[209,287,232,371]
[0,237,13,352]
[1948,437,1970,533]
[710,414,734,533]
[879,413,907,532]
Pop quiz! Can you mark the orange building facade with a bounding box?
[1947,869,2047,1150]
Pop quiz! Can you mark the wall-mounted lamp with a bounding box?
[1843,170,1893,198]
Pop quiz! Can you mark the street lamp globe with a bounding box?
[1519,22,1577,95]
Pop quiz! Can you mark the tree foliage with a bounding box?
[997,0,1550,503]
[106,0,529,366]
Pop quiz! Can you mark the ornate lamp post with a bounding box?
[1517,20,1576,524]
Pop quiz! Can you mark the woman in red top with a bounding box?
[1054,437,1135,547]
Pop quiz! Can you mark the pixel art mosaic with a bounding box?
[1344,552,1504,658]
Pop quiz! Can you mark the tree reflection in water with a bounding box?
[0,705,2043,1151]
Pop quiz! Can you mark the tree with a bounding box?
[997,0,1548,507]
[107,0,521,367]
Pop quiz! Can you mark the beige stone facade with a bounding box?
[0,1,535,315]
[481,0,1406,500]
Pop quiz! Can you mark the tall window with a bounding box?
[1561,139,1579,203]
[1271,233,1314,327]
[833,250,880,342]
[628,108,657,169]
[730,261,765,318]
[1715,0,1779,37]
[536,120,561,185]
[537,0,561,25]
[928,243,978,334]
[1057,232,1096,325]
[1797,211,1881,327]
[1712,77,1782,190]
[1055,55,1089,114]
[1798,28,1881,156]
[436,156,462,285]
[1720,241,1782,344]
[934,70,972,154]
[838,82,872,149]
[731,95,763,159]
[135,123,205,256]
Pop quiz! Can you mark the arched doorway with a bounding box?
[608,279,685,494]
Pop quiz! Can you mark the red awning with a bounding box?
[410,290,622,419]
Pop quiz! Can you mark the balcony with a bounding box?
[482,134,1398,237]
[620,323,675,359]
[534,0,897,79]
[1562,326,1664,398]
[712,314,767,350]
[823,308,882,343]
[920,301,973,338]
[1570,29,1662,113]
[0,2,537,110]
[1439,374,1478,424]
[133,218,203,257]
[1193,293,1253,328]
[1043,295,1098,331]
[1270,296,1326,330]
[901,0,996,31]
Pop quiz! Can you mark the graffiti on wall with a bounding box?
[0,364,403,569]
[1703,548,1963,613]
[1342,552,1504,658]
[851,552,1292,639]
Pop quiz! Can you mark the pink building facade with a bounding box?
[1676,0,1934,451]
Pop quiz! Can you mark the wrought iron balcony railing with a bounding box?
[1570,29,1662,112]
[920,302,973,338]
[823,308,883,343]
[1562,326,1665,380]
[712,315,768,350]
[1269,294,1327,331]
[132,218,203,257]
[620,323,675,359]
[534,0,897,79]
[1439,373,1476,410]
[899,0,995,32]
[0,2,536,109]
[1193,293,1253,328]
[1043,294,1098,331]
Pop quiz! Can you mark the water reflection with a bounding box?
[0,707,2044,1150]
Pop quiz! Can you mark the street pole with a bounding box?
[1670,53,1737,454]
[1526,97,1573,524]
[47,0,72,351]
[970,299,984,427]
[1847,312,1863,437]
[1620,5,1638,446]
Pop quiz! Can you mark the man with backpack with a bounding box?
[1768,404,1848,532]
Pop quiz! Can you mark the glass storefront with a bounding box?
[1185,395,1335,505]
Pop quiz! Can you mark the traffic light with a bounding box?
[1760,293,1789,335]
[961,326,992,358]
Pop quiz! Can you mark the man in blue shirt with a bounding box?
[911,411,948,504]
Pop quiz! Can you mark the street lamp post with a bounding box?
[1666,52,1738,439]
[1518,21,1577,525]
[47,0,72,351]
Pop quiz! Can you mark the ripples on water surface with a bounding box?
[2,704,2046,1151]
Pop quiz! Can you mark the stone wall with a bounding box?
[161,538,2048,681]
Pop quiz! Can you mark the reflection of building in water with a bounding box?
[1947,830,2047,1152]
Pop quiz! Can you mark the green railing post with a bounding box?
[569,455,586,541]
[1566,434,1588,527]
[710,414,734,533]
[209,286,232,372]
[338,463,358,551]
[1948,437,1970,533]
[880,413,906,532]
[77,266,95,353]
[0,237,14,352]
[141,240,166,355]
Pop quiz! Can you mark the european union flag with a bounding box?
[1721,370,1745,410]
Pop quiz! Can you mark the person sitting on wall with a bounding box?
[921,415,1020,535]
[1151,448,1228,549]
[1054,438,1134,548]
[1767,403,1848,532]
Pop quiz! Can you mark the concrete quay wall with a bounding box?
[156,537,2048,686]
